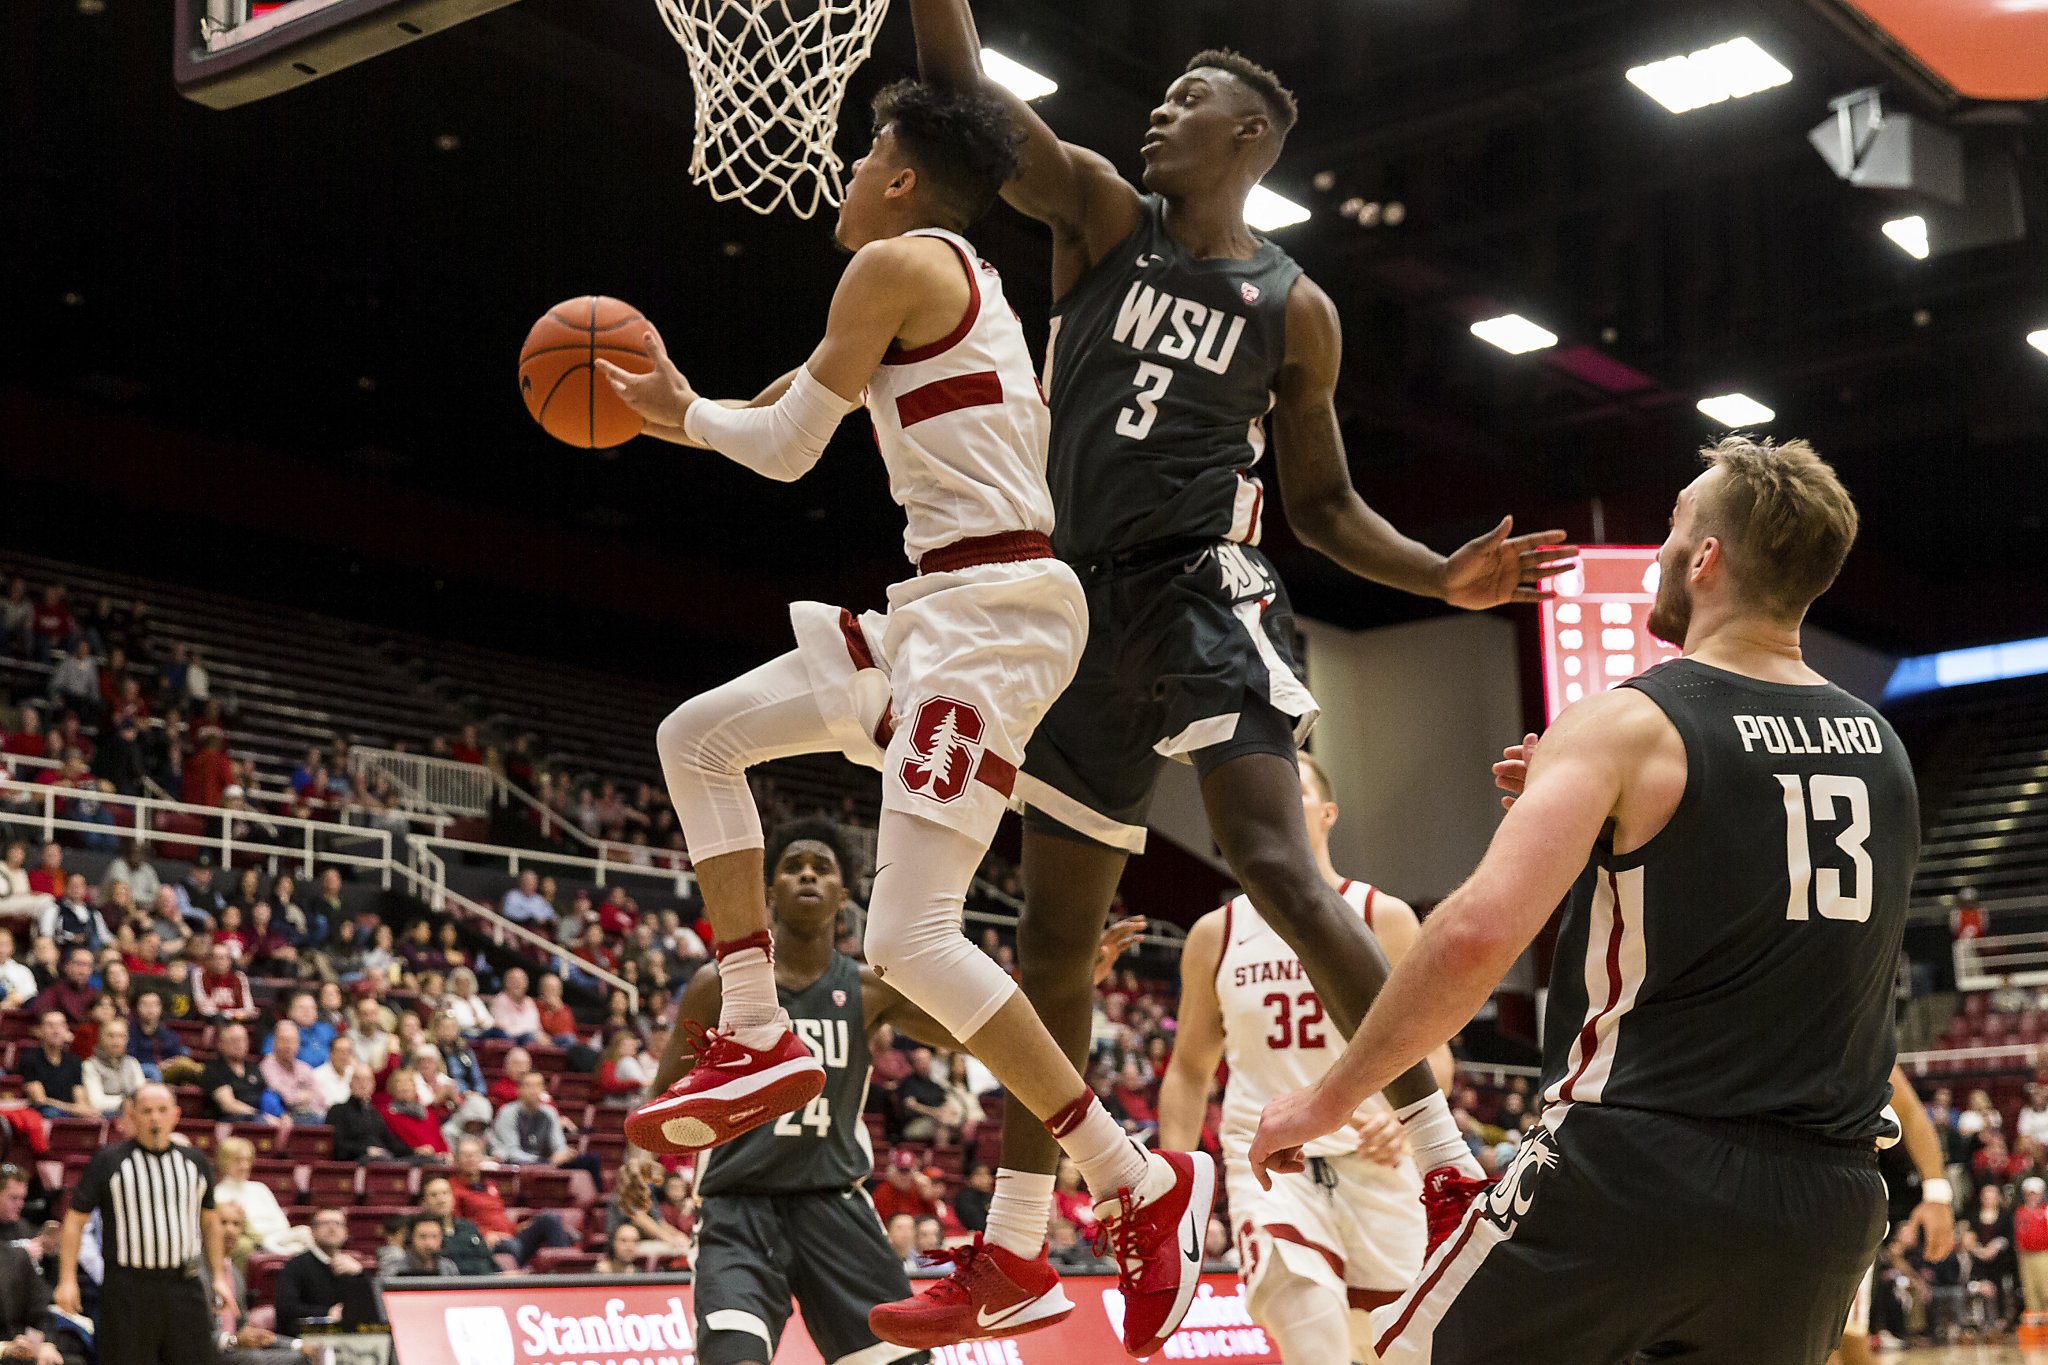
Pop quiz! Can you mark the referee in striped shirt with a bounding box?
[56,1084,229,1365]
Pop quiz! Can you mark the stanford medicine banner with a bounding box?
[383,1272,1279,1365]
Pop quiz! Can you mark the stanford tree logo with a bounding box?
[899,696,984,804]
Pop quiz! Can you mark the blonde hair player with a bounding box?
[1158,751,1446,1364]
[599,79,1214,1357]
[1251,437,1922,1365]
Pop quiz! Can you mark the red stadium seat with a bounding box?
[582,1133,626,1168]
[245,1253,291,1304]
[285,1127,333,1160]
[172,1086,208,1119]
[302,1162,359,1205]
[228,1122,284,1157]
[249,1159,300,1201]
[514,1168,578,1208]
[530,1249,601,1275]
[550,1073,598,1107]
[0,1016,32,1044]
[586,1106,627,1134]
[347,1205,412,1246]
[177,1119,220,1153]
[362,1164,416,1203]
[47,1120,103,1155]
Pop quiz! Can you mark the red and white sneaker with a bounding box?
[1421,1164,1493,1255]
[868,1235,1073,1349]
[624,1017,823,1155]
[1088,1150,1216,1356]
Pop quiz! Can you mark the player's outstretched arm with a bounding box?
[1892,1064,1956,1261]
[906,0,1140,257]
[1156,910,1226,1153]
[598,242,932,481]
[1247,691,1647,1185]
[1368,892,1455,1092]
[1272,276,1577,608]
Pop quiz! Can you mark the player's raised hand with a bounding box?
[1492,732,1541,810]
[595,327,700,431]
[1093,916,1148,986]
[1248,1083,1345,1190]
[1442,516,1578,610]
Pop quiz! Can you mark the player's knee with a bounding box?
[656,695,737,778]
[1232,844,1326,926]
[1014,904,1102,979]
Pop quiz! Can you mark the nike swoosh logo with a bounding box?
[977,1302,1030,1329]
[730,1106,764,1123]
[1183,1212,1200,1262]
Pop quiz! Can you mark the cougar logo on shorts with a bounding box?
[899,696,984,804]
[1482,1122,1560,1235]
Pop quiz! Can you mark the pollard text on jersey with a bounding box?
[1732,713,1885,756]
[1113,282,1248,375]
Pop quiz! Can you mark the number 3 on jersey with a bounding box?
[1116,361,1174,440]
[773,1093,832,1138]
[1778,773,1872,922]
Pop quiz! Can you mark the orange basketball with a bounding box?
[518,296,662,449]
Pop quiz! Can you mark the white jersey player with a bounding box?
[602,79,1217,1358]
[1159,753,1447,1363]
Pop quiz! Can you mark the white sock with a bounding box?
[984,1169,1055,1259]
[1051,1098,1149,1199]
[1395,1090,1484,1178]
[715,943,781,1038]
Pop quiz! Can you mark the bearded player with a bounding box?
[895,9,1573,1339]
[1157,752,1444,1363]
[1252,438,1918,1363]
[669,817,1145,1365]
[600,81,1215,1356]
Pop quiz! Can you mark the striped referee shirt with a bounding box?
[72,1138,216,1272]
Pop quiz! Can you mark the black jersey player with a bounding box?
[1251,437,1917,1364]
[895,2,1575,1338]
[660,817,1142,1365]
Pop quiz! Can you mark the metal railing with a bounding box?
[348,747,496,818]
[1899,1042,2048,1075]
[407,831,697,897]
[0,777,393,886]
[402,838,637,1013]
[1954,929,2048,992]
[488,771,677,872]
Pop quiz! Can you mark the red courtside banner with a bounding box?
[382,1273,1279,1365]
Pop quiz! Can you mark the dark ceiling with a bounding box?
[4,0,2046,682]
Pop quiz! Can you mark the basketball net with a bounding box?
[655,0,892,219]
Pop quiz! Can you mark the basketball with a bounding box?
[518,295,662,449]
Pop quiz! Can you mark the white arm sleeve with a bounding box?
[682,365,858,483]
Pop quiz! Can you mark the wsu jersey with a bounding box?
[1540,659,1919,1141]
[695,953,874,1197]
[1215,880,1395,1161]
[862,228,1055,566]
[1043,194,1304,561]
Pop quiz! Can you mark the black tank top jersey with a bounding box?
[1540,659,1919,1142]
[695,953,874,1196]
[1044,194,1305,561]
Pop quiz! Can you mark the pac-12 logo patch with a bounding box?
[832,989,847,1007]
[899,696,985,804]
[1241,281,1261,304]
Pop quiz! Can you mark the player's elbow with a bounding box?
[1430,905,1516,976]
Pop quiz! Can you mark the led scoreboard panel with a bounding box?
[173,0,519,109]
[1538,545,1682,724]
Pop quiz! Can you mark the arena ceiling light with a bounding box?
[981,48,1057,101]
[1626,37,1793,114]
[2026,327,2048,357]
[1245,185,1312,232]
[1881,215,1932,260]
[1470,314,1559,355]
[1697,393,1776,427]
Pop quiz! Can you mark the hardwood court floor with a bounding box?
[1897,1345,2048,1362]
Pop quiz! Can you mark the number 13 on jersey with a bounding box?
[1778,773,1872,922]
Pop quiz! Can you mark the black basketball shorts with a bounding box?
[1372,1102,1886,1365]
[692,1186,929,1365]
[1019,538,1317,852]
